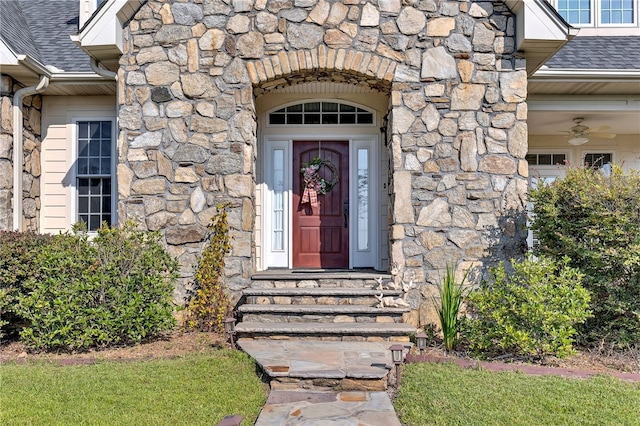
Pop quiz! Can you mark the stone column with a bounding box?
[119,1,258,302]
[0,75,14,231]
[0,74,42,232]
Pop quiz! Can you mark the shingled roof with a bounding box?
[544,36,640,70]
[0,0,91,72]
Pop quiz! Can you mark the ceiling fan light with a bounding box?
[568,137,589,146]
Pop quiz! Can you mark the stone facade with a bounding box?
[118,0,528,311]
[0,74,42,232]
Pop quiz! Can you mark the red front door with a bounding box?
[292,141,349,268]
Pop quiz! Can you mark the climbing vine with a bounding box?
[184,203,232,333]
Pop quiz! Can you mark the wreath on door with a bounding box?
[301,157,339,205]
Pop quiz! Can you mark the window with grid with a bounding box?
[525,153,567,166]
[554,0,636,25]
[557,0,593,24]
[601,0,635,24]
[269,102,374,125]
[583,152,612,169]
[77,121,113,231]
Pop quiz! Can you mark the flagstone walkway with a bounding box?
[237,339,406,425]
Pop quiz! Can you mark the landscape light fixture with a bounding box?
[389,344,405,387]
[224,317,236,349]
[415,331,427,355]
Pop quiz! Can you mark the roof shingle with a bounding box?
[545,36,640,70]
[0,0,91,72]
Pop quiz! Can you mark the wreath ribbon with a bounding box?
[302,181,318,205]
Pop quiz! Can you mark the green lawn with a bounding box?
[0,350,267,426]
[394,362,640,426]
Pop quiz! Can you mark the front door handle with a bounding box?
[343,199,349,228]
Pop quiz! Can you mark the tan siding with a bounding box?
[40,96,116,234]
[528,135,640,172]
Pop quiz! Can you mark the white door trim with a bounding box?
[262,134,380,270]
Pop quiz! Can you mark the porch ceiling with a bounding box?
[528,67,640,137]
[528,110,640,136]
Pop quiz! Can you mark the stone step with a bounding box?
[235,322,415,342]
[250,271,394,290]
[239,304,408,324]
[237,339,412,392]
[252,270,393,280]
[238,272,412,343]
[243,287,404,306]
[243,288,402,296]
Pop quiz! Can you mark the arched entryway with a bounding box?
[255,84,390,271]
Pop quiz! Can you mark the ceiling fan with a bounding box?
[559,117,617,146]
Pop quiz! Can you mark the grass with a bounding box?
[0,350,267,426]
[395,362,640,426]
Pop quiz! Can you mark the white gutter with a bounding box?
[12,74,49,231]
[532,68,640,81]
[90,58,117,80]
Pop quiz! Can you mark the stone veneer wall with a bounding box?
[0,74,42,232]
[118,0,529,309]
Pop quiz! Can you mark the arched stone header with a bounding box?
[247,47,395,95]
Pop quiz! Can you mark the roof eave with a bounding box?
[505,0,577,75]
[0,51,52,86]
[75,0,144,66]
[532,68,640,80]
[1,51,114,94]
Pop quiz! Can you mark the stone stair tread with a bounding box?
[235,322,416,335]
[237,339,405,381]
[243,288,403,297]
[238,304,409,314]
[252,271,392,280]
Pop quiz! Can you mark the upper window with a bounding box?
[77,121,114,231]
[269,102,374,126]
[557,0,593,25]
[600,0,635,23]
[554,0,637,26]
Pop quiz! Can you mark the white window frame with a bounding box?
[263,139,291,268]
[350,138,379,269]
[266,100,377,128]
[71,118,117,232]
[552,0,638,27]
[526,149,571,250]
[598,0,637,26]
[581,150,615,169]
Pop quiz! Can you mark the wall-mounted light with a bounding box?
[380,113,389,146]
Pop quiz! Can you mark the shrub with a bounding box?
[465,256,591,359]
[0,231,54,340]
[184,203,232,333]
[15,223,178,351]
[434,265,469,352]
[530,164,640,348]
